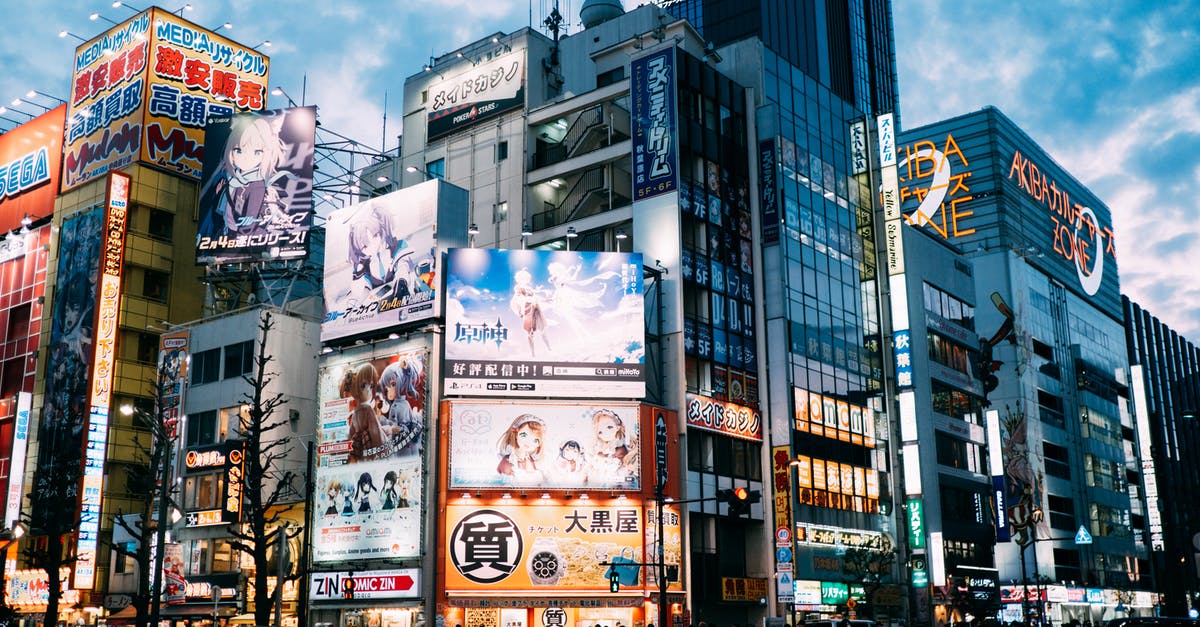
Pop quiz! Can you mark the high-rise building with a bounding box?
[896,106,1152,625]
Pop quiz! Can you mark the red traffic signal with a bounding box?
[718,487,761,516]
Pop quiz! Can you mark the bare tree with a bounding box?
[224,310,301,627]
[25,456,81,627]
[841,534,897,620]
[110,399,172,627]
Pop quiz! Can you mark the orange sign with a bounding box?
[0,105,65,232]
[444,503,645,593]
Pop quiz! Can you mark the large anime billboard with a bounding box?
[195,106,316,264]
[322,182,441,342]
[447,400,641,491]
[63,8,269,191]
[313,345,427,563]
[444,248,645,398]
[427,51,525,141]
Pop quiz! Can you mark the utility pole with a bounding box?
[149,368,171,627]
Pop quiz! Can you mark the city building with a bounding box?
[896,106,1153,625]
[1123,296,1196,615]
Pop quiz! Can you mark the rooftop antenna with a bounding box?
[381,90,388,154]
[544,0,563,66]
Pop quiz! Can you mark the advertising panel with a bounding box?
[76,171,132,589]
[427,51,525,141]
[322,182,440,341]
[759,139,779,243]
[684,393,761,441]
[0,105,65,232]
[158,331,189,440]
[313,346,428,563]
[444,503,644,592]
[444,248,645,398]
[143,9,269,178]
[3,393,31,529]
[63,8,269,191]
[448,400,640,490]
[195,107,315,265]
[309,569,420,600]
[631,47,678,201]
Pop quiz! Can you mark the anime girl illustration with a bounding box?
[355,472,377,514]
[588,409,635,485]
[341,362,388,462]
[545,261,613,334]
[324,480,344,516]
[380,470,398,511]
[345,205,434,305]
[198,114,290,239]
[341,483,354,517]
[496,413,546,482]
[555,440,588,483]
[377,358,423,455]
[509,268,551,356]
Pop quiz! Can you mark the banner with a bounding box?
[158,331,189,440]
[313,346,428,563]
[427,51,525,141]
[195,106,316,264]
[631,47,678,200]
[447,400,640,490]
[322,182,440,341]
[444,504,644,592]
[444,248,645,398]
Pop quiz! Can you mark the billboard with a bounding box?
[444,248,645,398]
[631,47,678,200]
[158,331,189,440]
[427,51,525,141]
[63,8,269,191]
[0,105,65,232]
[195,106,317,264]
[322,182,441,341]
[444,503,645,592]
[684,393,761,441]
[34,204,103,557]
[313,345,428,563]
[447,400,641,490]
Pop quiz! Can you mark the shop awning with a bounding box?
[107,607,139,624]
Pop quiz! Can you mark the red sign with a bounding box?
[685,393,762,441]
[0,105,65,233]
[309,569,420,600]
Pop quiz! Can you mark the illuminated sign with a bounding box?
[685,393,761,441]
[793,524,883,549]
[158,331,189,440]
[6,569,79,607]
[222,441,244,523]
[720,577,768,602]
[313,345,427,564]
[898,133,976,239]
[893,330,913,389]
[309,569,420,601]
[631,47,678,200]
[195,106,316,265]
[447,400,641,490]
[184,444,227,471]
[1130,366,1164,550]
[792,388,875,447]
[444,504,644,593]
[0,105,65,233]
[792,457,879,513]
[321,181,442,341]
[75,171,131,590]
[759,139,779,243]
[184,509,225,527]
[821,582,849,605]
[64,8,269,191]
[427,51,525,141]
[907,498,925,548]
[444,248,645,398]
[771,447,792,556]
[3,393,31,530]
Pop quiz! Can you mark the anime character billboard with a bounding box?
[195,106,316,265]
[321,183,441,342]
[444,248,645,398]
[448,400,640,490]
[312,345,427,563]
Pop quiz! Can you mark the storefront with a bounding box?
[7,568,84,627]
[999,585,1160,626]
[309,569,424,627]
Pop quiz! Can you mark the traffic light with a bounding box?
[608,566,620,593]
[343,577,356,600]
[718,487,761,516]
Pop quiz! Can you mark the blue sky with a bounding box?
[1,1,1197,341]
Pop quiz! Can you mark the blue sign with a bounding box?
[1086,588,1104,604]
[631,47,677,201]
[893,330,913,388]
[776,546,793,563]
[993,475,1010,542]
[1075,525,1093,545]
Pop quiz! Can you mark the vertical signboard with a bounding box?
[759,139,779,244]
[194,106,317,264]
[321,181,442,342]
[443,248,645,398]
[64,8,270,191]
[222,440,245,523]
[630,47,678,201]
[76,170,131,589]
[313,345,428,563]
[877,113,903,275]
[3,393,32,529]
[426,51,525,141]
[0,105,66,233]
[157,331,190,440]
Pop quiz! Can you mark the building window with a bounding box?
[185,539,211,575]
[928,333,973,375]
[192,348,221,385]
[135,331,158,364]
[426,159,445,179]
[183,472,223,510]
[597,66,625,88]
[114,544,131,574]
[223,340,254,380]
[934,431,982,473]
[497,141,508,161]
[493,201,509,224]
[186,410,220,447]
[148,209,173,241]
[142,268,170,302]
